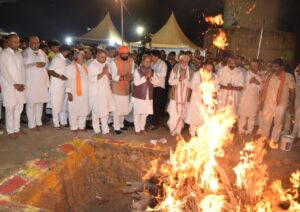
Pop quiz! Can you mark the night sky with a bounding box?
[0,0,299,62]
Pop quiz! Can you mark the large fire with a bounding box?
[141,71,300,211]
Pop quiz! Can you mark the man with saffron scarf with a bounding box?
[167,54,191,136]
[88,49,115,135]
[48,44,71,129]
[110,46,135,135]
[65,51,89,132]
[260,59,295,147]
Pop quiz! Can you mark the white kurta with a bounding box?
[48,53,67,103]
[23,48,49,103]
[167,66,191,135]
[238,71,262,117]
[66,63,89,116]
[88,59,115,118]
[0,48,26,107]
[217,66,244,116]
[131,68,155,115]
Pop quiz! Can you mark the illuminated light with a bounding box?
[136,26,144,35]
[65,37,72,45]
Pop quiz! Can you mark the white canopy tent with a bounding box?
[130,12,199,50]
[74,12,123,45]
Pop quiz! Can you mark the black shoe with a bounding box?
[124,120,134,127]
[121,127,128,131]
[115,130,122,135]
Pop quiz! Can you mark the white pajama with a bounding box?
[113,115,125,131]
[238,116,256,134]
[134,114,148,132]
[261,106,286,142]
[5,105,23,134]
[51,91,68,127]
[92,115,110,134]
[69,115,86,131]
[26,103,43,128]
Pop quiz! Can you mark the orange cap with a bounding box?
[119,45,129,54]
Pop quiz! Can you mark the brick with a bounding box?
[0,176,28,195]
[109,140,125,145]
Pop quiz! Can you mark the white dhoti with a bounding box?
[167,100,186,136]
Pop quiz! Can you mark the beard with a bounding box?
[120,56,129,61]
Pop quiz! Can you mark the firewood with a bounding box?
[131,192,151,210]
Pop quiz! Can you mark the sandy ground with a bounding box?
[0,116,299,187]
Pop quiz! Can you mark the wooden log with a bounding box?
[215,166,238,209]
[131,192,151,210]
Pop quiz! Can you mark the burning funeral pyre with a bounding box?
[124,70,300,212]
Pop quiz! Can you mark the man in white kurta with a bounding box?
[260,59,295,145]
[293,64,300,138]
[66,52,89,131]
[48,45,71,129]
[167,55,191,136]
[88,49,115,134]
[0,34,26,138]
[23,36,49,129]
[185,62,218,137]
[238,60,262,135]
[132,55,157,134]
[217,57,244,117]
[110,46,134,135]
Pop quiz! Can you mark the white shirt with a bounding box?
[151,59,167,89]
[48,53,67,90]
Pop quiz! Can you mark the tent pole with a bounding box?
[120,0,124,45]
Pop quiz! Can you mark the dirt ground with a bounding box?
[0,116,299,189]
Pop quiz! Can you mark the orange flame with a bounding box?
[213,29,228,50]
[205,14,224,26]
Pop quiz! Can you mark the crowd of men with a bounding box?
[0,33,299,147]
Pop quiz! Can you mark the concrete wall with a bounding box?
[224,0,280,30]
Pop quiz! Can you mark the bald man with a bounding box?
[0,34,26,138]
[22,36,49,130]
